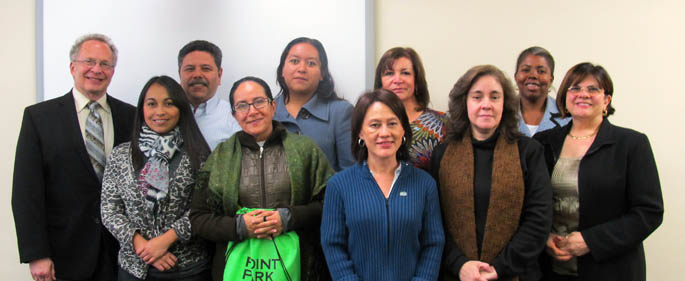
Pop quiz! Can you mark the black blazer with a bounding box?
[534,119,663,281]
[12,92,135,280]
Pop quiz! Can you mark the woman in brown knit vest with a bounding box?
[431,65,553,281]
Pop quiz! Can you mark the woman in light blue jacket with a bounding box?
[273,37,355,171]
[515,46,570,136]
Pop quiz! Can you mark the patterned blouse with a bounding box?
[101,142,209,279]
[410,108,448,171]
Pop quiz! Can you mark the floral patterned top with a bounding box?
[410,108,448,171]
[101,142,209,279]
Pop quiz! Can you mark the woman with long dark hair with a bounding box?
[101,75,211,280]
[273,37,355,171]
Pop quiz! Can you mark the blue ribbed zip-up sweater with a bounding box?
[321,162,445,281]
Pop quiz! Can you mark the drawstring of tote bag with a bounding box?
[271,234,293,281]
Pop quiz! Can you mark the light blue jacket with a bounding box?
[274,93,355,171]
[518,96,570,137]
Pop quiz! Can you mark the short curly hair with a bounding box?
[446,65,520,143]
[515,46,555,77]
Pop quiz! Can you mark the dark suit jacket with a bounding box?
[534,119,664,281]
[12,92,135,280]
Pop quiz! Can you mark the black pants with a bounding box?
[57,234,118,281]
[117,267,211,281]
[543,271,579,281]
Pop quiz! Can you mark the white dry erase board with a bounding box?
[38,0,374,105]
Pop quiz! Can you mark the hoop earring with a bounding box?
[357,138,365,147]
[603,108,608,116]
[402,136,407,144]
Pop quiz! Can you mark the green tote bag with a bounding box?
[224,208,301,281]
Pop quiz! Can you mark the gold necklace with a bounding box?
[568,131,597,140]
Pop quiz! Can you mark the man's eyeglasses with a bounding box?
[73,59,114,71]
[233,97,271,113]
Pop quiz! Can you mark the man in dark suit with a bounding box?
[12,33,135,281]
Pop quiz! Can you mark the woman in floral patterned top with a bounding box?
[375,47,448,171]
[101,76,211,280]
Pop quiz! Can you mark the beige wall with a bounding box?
[2,0,682,280]
[1,0,36,279]
[376,0,683,280]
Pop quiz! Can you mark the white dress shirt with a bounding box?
[73,88,115,157]
[193,94,241,150]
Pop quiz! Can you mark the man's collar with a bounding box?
[194,93,221,115]
[72,88,110,113]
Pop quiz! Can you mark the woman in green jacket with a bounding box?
[189,76,334,281]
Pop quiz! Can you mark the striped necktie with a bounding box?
[85,101,106,180]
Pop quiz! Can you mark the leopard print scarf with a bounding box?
[138,125,183,203]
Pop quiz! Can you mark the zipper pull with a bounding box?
[259,145,264,159]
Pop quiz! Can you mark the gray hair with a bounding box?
[515,46,555,75]
[69,33,118,66]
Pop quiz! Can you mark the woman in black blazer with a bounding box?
[533,62,663,281]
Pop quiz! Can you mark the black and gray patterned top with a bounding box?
[101,142,209,279]
[550,156,581,276]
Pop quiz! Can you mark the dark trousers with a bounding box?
[117,267,211,281]
[57,235,118,281]
[542,271,579,281]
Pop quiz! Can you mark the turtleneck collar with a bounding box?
[471,130,500,150]
[236,120,287,151]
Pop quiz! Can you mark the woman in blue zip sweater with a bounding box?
[321,89,445,281]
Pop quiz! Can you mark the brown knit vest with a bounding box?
[439,134,524,281]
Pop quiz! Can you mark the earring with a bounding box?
[357,138,365,147]
[603,108,608,116]
[402,136,407,144]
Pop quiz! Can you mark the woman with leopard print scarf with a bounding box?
[101,76,212,281]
